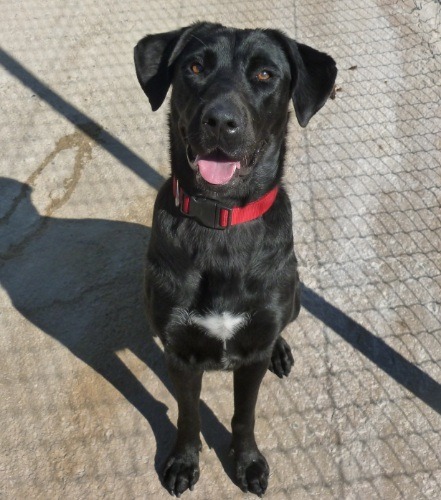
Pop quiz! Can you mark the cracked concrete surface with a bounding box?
[1,1,440,499]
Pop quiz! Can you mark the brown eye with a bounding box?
[191,62,204,75]
[257,70,271,81]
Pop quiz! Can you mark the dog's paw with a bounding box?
[234,449,269,497]
[163,449,200,497]
[268,336,294,378]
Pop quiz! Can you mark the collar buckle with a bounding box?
[172,175,278,229]
[184,196,231,229]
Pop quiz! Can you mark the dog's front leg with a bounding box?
[232,358,270,496]
[163,359,203,497]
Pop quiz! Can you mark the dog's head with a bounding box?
[135,22,336,198]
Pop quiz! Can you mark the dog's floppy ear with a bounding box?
[134,27,193,111]
[293,42,337,127]
[274,32,337,127]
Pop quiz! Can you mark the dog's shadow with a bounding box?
[0,176,233,480]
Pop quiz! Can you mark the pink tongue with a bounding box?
[197,159,240,185]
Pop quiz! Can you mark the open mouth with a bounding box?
[186,144,265,186]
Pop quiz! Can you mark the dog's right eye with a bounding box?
[256,70,272,81]
[190,62,204,75]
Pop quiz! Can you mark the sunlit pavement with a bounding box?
[1,1,440,498]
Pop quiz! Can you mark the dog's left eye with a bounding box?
[191,62,204,75]
[256,70,272,81]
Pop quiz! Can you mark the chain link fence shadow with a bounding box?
[1,0,440,498]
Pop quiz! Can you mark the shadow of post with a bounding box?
[0,47,164,190]
[301,285,441,414]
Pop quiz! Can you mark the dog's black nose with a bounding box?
[202,103,241,136]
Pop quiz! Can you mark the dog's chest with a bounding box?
[166,305,277,370]
[190,311,249,342]
[149,207,297,369]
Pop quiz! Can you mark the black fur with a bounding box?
[134,22,336,496]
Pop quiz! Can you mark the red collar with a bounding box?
[172,176,279,229]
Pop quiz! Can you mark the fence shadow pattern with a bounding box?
[1,0,441,498]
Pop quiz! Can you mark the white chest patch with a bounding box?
[191,312,249,341]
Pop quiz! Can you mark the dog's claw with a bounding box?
[234,451,269,496]
[163,450,200,497]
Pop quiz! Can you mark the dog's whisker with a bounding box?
[190,34,208,48]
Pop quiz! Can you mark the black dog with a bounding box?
[134,22,336,496]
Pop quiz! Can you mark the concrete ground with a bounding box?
[1,0,440,498]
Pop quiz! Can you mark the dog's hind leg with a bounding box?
[163,360,203,497]
[268,336,294,378]
[231,358,270,496]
